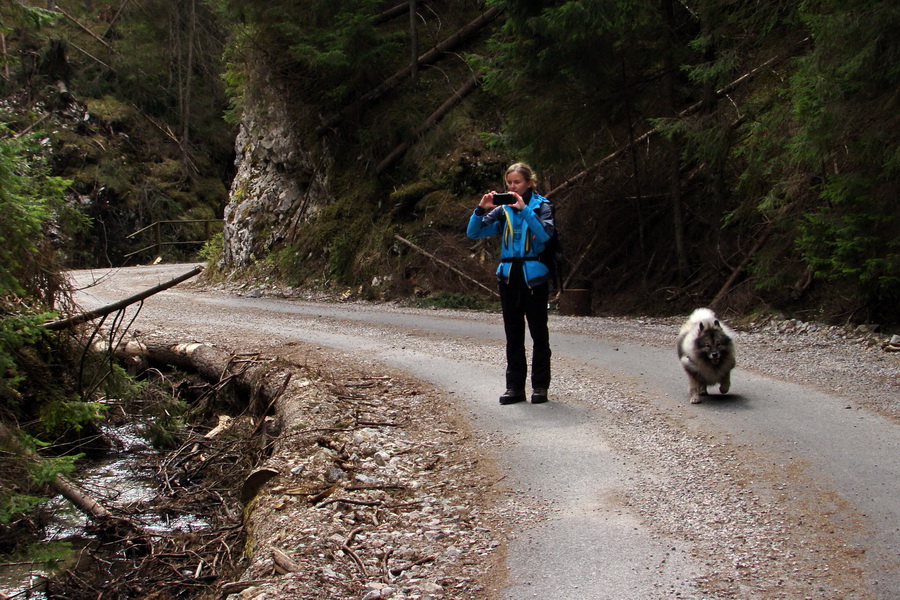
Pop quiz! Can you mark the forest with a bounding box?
[204,0,899,328]
[0,0,898,595]
[2,0,898,326]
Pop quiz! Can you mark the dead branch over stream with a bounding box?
[44,265,204,331]
[0,421,147,546]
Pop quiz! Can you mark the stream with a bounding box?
[0,423,210,599]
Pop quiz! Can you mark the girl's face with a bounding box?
[506,171,532,196]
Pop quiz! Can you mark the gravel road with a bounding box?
[69,264,900,600]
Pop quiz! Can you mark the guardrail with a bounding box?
[124,219,221,260]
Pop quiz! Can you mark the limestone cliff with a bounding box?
[221,80,332,269]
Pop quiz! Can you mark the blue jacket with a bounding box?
[467,191,554,287]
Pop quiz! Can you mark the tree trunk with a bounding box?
[117,340,293,416]
[410,0,419,86]
[374,1,419,25]
[661,0,690,280]
[1,33,9,81]
[620,51,645,264]
[180,0,197,171]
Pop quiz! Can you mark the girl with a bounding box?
[466,163,555,404]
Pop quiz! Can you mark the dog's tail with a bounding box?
[689,308,718,327]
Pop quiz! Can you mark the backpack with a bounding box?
[538,202,565,290]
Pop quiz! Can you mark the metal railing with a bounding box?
[124,219,221,259]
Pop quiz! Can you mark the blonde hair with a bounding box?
[505,162,538,187]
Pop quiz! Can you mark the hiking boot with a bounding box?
[531,388,549,404]
[499,389,526,405]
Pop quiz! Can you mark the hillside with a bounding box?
[2,0,898,326]
[215,0,899,326]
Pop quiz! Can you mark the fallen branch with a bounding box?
[373,1,424,25]
[341,542,368,577]
[389,553,435,576]
[394,234,498,297]
[317,7,502,135]
[69,41,113,70]
[44,265,203,331]
[12,113,51,139]
[55,5,116,53]
[562,225,600,290]
[376,74,481,173]
[709,225,773,309]
[101,0,131,40]
[134,107,199,173]
[0,422,146,542]
[546,43,807,199]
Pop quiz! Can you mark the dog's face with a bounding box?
[694,325,732,366]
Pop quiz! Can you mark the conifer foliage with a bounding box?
[477,0,899,321]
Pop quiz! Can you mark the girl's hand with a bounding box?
[511,193,525,210]
[479,192,496,209]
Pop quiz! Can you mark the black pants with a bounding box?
[499,265,551,391]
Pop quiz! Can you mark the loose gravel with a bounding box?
[207,303,898,600]
[71,268,900,600]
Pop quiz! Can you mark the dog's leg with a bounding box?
[687,373,703,404]
[719,372,731,395]
[680,356,706,403]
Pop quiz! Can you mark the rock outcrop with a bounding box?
[221,74,332,269]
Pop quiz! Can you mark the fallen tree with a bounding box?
[376,74,482,173]
[394,234,499,297]
[316,7,502,135]
[546,42,808,199]
[116,339,293,417]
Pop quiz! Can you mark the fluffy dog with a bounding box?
[676,308,736,403]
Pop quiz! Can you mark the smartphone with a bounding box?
[492,193,516,205]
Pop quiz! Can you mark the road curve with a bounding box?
[69,264,899,600]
